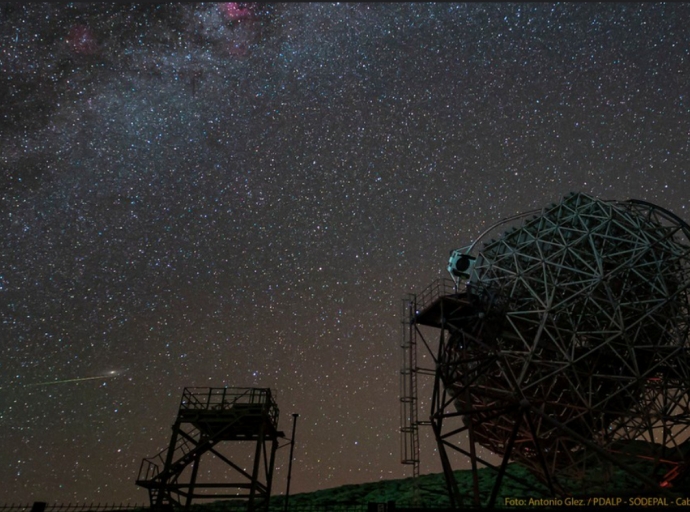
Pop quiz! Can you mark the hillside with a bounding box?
[186,458,690,511]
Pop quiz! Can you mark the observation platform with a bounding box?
[408,278,475,329]
[136,387,283,511]
[177,387,281,440]
[414,294,471,328]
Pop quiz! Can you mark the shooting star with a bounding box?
[24,369,126,388]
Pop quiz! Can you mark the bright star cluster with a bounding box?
[1,2,689,504]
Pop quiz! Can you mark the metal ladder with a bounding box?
[400,294,420,478]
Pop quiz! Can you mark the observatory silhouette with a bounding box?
[136,387,283,512]
[401,192,690,506]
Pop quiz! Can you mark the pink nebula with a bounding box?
[66,24,98,55]
[219,3,257,22]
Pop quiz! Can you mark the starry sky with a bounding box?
[1,1,690,504]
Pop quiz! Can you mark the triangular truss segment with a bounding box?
[136,388,283,512]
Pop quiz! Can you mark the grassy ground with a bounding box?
[185,457,689,511]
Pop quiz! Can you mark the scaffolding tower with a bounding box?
[136,387,283,512]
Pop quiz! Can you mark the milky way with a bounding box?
[1,2,689,504]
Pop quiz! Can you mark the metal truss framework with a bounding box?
[403,193,690,507]
[136,388,282,512]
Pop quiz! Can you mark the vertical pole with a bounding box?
[185,447,203,511]
[249,421,266,512]
[432,403,462,508]
[464,386,481,507]
[284,413,299,512]
[265,436,279,512]
[432,316,462,509]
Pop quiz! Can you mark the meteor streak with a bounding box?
[25,371,123,387]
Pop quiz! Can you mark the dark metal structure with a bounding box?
[136,387,283,511]
[283,413,299,512]
[401,192,690,507]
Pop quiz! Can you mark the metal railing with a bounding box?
[0,502,451,512]
[138,388,280,485]
[137,422,206,483]
[411,278,456,317]
[179,388,279,426]
[0,504,146,512]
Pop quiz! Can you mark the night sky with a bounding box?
[1,1,690,504]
